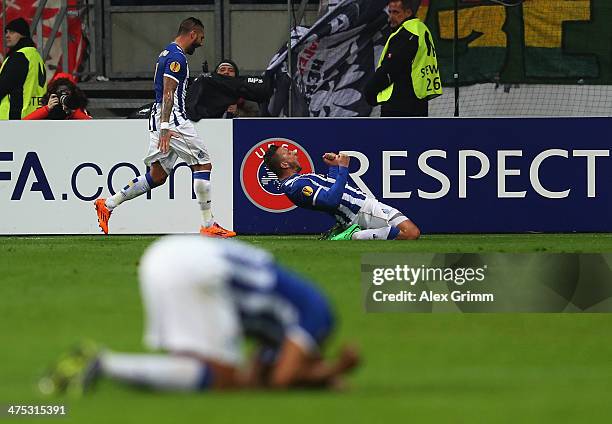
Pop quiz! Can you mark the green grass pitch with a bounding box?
[1,234,612,423]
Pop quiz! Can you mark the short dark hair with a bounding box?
[389,0,412,11]
[177,17,204,36]
[263,146,282,175]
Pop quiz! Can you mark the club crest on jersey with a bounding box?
[169,61,181,72]
[240,138,315,213]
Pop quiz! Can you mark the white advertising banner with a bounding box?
[0,120,233,234]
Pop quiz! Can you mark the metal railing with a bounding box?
[100,0,320,79]
[30,0,70,72]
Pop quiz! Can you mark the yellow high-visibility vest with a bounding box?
[377,19,442,102]
[0,46,47,119]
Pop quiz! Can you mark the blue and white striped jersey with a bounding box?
[280,166,368,226]
[219,240,334,348]
[149,42,189,131]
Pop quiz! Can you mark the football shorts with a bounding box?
[145,119,211,173]
[139,236,243,366]
[356,198,410,229]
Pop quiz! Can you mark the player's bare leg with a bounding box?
[193,163,236,238]
[148,162,169,186]
[396,219,421,240]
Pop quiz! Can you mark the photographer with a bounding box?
[24,73,91,120]
[185,59,272,121]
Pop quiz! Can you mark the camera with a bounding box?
[57,89,72,108]
[56,88,81,110]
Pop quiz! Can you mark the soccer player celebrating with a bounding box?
[94,17,235,238]
[263,146,420,240]
[40,237,359,394]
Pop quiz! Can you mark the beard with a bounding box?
[185,43,197,55]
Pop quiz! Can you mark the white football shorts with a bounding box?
[139,236,243,366]
[145,119,211,174]
[355,197,409,229]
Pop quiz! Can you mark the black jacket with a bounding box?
[0,38,41,120]
[185,73,272,120]
[364,17,428,117]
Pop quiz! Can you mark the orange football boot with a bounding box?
[200,223,236,238]
[94,199,112,234]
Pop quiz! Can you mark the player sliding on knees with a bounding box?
[93,17,235,238]
[39,236,359,394]
[263,146,420,240]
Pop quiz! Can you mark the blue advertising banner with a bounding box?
[233,118,612,234]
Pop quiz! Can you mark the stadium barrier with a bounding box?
[1,118,610,234]
[234,118,612,234]
[0,120,233,234]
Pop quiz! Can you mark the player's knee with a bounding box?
[406,226,420,240]
[153,173,167,186]
[149,170,167,186]
[399,224,420,240]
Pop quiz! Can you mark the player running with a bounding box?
[39,236,359,394]
[263,146,420,240]
[93,17,235,238]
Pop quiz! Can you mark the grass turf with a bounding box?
[1,234,612,423]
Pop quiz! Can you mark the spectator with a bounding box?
[185,59,272,121]
[23,73,91,120]
[214,60,241,118]
[209,60,258,118]
[0,17,47,120]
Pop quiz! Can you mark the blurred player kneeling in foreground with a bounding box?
[264,146,420,240]
[39,237,359,395]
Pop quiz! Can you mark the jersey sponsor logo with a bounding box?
[302,186,314,197]
[169,61,181,73]
[240,138,315,213]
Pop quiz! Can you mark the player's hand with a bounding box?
[158,129,171,153]
[47,94,59,110]
[337,153,350,167]
[227,104,238,114]
[322,152,339,166]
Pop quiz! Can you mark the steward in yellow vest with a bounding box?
[0,18,47,120]
[364,0,441,117]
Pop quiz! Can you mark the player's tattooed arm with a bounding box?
[159,76,178,153]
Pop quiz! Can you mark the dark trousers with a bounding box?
[381,102,428,117]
